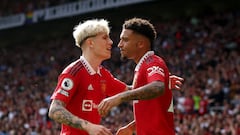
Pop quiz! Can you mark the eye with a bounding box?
[103,35,109,40]
[122,37,128,42]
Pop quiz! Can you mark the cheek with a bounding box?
[124,42,132,49]
[126,45,137,56]
[126,43,136,51]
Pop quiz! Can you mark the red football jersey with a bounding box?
[50,56,126,135]
[132,51,175,135]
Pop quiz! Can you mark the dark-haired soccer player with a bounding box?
[98,18,183,135]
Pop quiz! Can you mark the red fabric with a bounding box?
[51,59,126,135]
[132,52,175,135]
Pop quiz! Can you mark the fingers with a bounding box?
[98,96,121,117]
[98,100,110,117]
[176,80,182,86]
[174,80,182,90]
[88,124,112,135]
[171,75,184,82]
[169,75,184,90]
[102,128,112,135]
[94,127,112,135]
[98,102,105,116]
[176,76,184,82]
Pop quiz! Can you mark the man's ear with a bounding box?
[86,38,94,47]
[137,40,145,49]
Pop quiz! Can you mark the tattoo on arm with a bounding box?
[120,81,164,102]
[49,100,88,130]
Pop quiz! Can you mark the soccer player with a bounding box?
[48,19,127,135]
[98,18,182,135]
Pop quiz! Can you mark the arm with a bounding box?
[48,99,88,130]
[116,120,136,135]
[49,99,112,135]
[98,81,164,117]
[118,81,164,101]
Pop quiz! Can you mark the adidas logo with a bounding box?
[88,84,94,90]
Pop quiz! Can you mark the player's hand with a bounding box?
[116,125,133,135]
[85,122,112,135]
[169,75,184,91]
[98,95,121,117]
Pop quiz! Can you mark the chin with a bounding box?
[120,55,128,61]
[105,55,111,60]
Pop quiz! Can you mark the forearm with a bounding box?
[127,120,136,131]
[48,100,89,130]
[119,81,164,102]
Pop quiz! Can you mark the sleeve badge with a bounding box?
[61,78,74,90]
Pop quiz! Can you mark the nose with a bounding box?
[109,38,113,45]
[118,41,122,48]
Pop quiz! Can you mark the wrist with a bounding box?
[81,120,91,131]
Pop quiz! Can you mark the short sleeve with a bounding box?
[146,62,166,83]
[102,69,127,96]
[50,73,78,104]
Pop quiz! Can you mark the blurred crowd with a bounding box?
[0,0,79,17]
[0,10,240,135]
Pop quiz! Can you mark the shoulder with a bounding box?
[145,55,166,66]
[143,55,168,74]
[62,59,84,76]
[99,66,112,76]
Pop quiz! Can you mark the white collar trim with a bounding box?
[135,51,154,71]
[80,56,101,75]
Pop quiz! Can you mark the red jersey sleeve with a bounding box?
[145,61,166,83]
[102,68,127,96]
[50,73,78,104]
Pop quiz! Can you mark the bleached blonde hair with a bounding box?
[73,19,110,48]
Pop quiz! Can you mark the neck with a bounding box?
[134,50,149,64]
[82,53,102,72]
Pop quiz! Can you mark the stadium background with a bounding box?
[0,0,240,134]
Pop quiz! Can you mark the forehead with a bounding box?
[120,29,134,38]
[96,32,108,37]
[120,29,145,41]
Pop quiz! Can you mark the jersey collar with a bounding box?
[135,51,154,71]
[80,56,101,75]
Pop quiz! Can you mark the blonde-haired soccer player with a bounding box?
[48,19,127,135]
